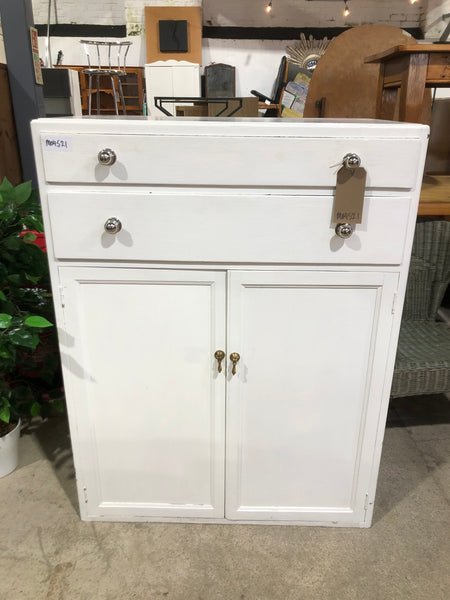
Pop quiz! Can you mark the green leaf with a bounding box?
[51,399,64,414]
[11,181,32,205]
[10,316,24,328]
[30,401,41,417]
[8,328,40,349]
[0,343,15,361]
[0,313,12,329]
[0,400,11,424]
[25,273,40,284]
[0,290,6,301]
[21,215,44,233]
[0,178,14,193]
[22,232,37,242]
[0,202,14,221]
[3,236,23,251]
[0,347,11,358]
[25,315,53,328]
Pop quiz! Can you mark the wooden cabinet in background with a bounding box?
[56,65,144,115]
[0,64,22,184]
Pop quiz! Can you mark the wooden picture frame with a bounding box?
[145,7,202,65]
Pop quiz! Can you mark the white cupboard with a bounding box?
[144,60,201,117]
[31,117,429,526]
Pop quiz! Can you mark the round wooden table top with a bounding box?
[304,25,422,119]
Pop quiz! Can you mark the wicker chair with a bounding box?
[391,220,450,398]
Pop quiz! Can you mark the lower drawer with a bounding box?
[47,191,410,264]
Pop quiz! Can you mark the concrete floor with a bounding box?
[1,395,449,600]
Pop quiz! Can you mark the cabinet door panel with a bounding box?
[226,270,397,524]
[59,267,226,520]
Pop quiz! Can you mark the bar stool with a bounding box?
[80,40,132,115]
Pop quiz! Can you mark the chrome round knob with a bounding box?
[335,223,354,239]
[343,153,361,169]
[104,217,122,234]
[98,148,117,166]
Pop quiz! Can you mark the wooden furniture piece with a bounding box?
[391,221,450,398]
[207,97,258,117]
[157,97,258,117]
[303,25,429,120]
[0,63,22,184]
[365,44,450,124]
[31,117,428,527]
[56,65,144,116]
[419,175,450,216]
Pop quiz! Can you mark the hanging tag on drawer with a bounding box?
[333,166,367,224]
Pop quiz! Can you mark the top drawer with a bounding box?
[39,132,421,189]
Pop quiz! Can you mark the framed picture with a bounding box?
[145,7,202,65]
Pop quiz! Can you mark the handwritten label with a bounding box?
[43,136,72,152]
[333,166,367,224]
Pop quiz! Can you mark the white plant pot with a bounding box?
[0,420,21,478]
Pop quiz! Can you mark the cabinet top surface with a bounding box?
[365,44,450,63]
[31,117,429,139]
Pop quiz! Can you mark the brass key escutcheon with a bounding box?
[214,350,225,373]
[230,352,240,375]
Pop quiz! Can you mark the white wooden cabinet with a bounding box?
[31,117,428,526]
[144,60,201,117]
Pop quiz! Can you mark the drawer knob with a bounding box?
[342,153,361,169]
[98,148,117,166]
[335,223,354,239]
[104,217,122,234]
[230,352,240,376]
[214,350,225,373]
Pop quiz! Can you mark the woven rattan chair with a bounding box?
[391,220,450,398]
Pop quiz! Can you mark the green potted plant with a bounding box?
[0,177,63,477]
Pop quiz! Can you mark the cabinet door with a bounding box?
[226,270,397,525]
[59,267,226,520]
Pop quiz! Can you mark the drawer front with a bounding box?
[47,192,410,264]
[40,133,421,189]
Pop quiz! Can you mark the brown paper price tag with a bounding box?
[333,166,367,224]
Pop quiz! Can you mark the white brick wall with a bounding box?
[204,0,422,29]
[31,1,427,30]
[31,0,125,26]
